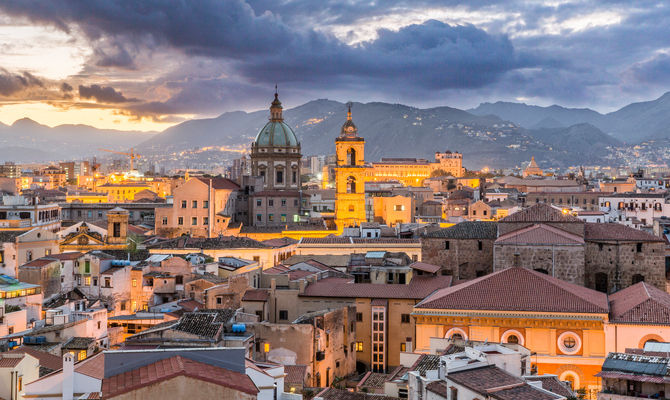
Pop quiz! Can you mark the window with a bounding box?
[401,314,410,323]
[292,171,297,183]
[217,297,222,304]
[203,217,209,225]
[478,240,483,251]
[162,217,168,225]
[636,243,643,252]
[394,204,405,211]
[268,214,274,222]
[257,199,262,206]
[356,312,363,322]
[281,199,287,206]
[192,217,197,225]
[279,310,288,320]
[507,335,519,344]
[203,200,209,209]
[256,214,262,222]
[26,250,32,262]
[132,279,137,287]
[178,217,184,225]
[632,274,645,284]
[17,376,22,391]
[557,331,581,354]
[85,276,91,286]
[269,199,274,207]
[563,337,576,348]
[450,387,458,399]
[281,214,287,222]
[445,241,450,250]
[78,350,86,361]
[45,249,51,256]
[113,222,121,237]
[400,342,406,352]
[294,199,298,207]
[84,260,90,273]
[356,342,363,352]
[93,278,98,286]
[276,170,283,184]
[191,200,197,208]
[181,200,187,208]
[104,277,111,288]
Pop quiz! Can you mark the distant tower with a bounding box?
[335,104,369,228]
[107,207,129,245]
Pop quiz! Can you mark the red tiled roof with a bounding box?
[584,223,663,242]
[525,375,575,398]
[315,388,399,400]
[8,346,62,371]
[500,203,582,223]
[287,270,316,280]
[195,177,240,190]
[76,352,105,380]
[0,354,24,367]
[48,252,84,261]
[609,282,670,324]
[283,365,307,385]
[263,265,289,274]
[495,224,584,245]
[242,289,270,302]
[20,258,58,268]
[177,299,204,312]
[410,262,441,274]
[416,267,609,314]
[426,381,448,396]
[448,365,561,399]
[301,275,452,300]
[261,237,298,247]
[102,355,258,397]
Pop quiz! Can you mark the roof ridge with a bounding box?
[525,268,607,311]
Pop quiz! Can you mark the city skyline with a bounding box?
[0,0,669,131]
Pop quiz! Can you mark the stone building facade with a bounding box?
[422,203,667,293]
[421,221,497,279]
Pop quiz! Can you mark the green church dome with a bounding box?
[254,120,299,147]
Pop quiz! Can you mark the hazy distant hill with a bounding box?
[469,91,670,143]
[137,99,619,168]
[0,118,156,162]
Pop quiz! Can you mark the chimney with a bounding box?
[270,278,276,290]
[299,279,306,294]
[62,352,74,400]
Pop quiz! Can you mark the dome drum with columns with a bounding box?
[250,89,302,191]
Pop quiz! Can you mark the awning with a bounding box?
[596,371,667,383]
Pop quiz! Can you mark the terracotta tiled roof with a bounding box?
[314,388,399,400]
[148,235,269,249]
[495,224,584,245]
[448,365,561,400]
[423,221,498,239]
[609,282,670,324]
[426,381,448,397]
[525,375,575,398]
[75,352,105,380]
[584,223,663,242]
[261,237,298,247]
[177,299,204,312]
[48,252,84,261]
[102,355,258,397]
[299,237,420,245]
[491,384,561,399]
[358,371,389,389]
[500,203,581,223]
[301,275,452,300]
[283,254,351,268]
[287,269,316,280]
[0,354,24,367]
[263,265,290,274]
[409,354,441,377]
[416,267,609,314]
[0,230,24,243]
[20,257,58,268]
[409,261,441,274]
[8,346,62,373]
[195,177,240,190]
[283,364,307,385]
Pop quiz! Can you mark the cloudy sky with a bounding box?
[0,0,668,131]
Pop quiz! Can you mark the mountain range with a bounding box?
[2,91,670,168]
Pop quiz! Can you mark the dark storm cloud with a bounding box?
[78,84,137,103]
[0,0,524,90]
[0,68,44,96]
[627,53,670,85]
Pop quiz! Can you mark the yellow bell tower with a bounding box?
[335,104,368,228]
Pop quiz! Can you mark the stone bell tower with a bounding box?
[107,207,129,245]
[334,104,369,228]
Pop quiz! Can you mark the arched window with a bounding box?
[347,176,356,193]
[632,274,645,284]
[507,335,519,344]
[347,148,357,166]
[348,205,355,212]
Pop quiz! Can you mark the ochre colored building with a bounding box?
[414,268,609,395]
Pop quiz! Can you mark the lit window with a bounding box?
[78,350,86,361]
[356,342,363,352]
[85,276,91,286]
